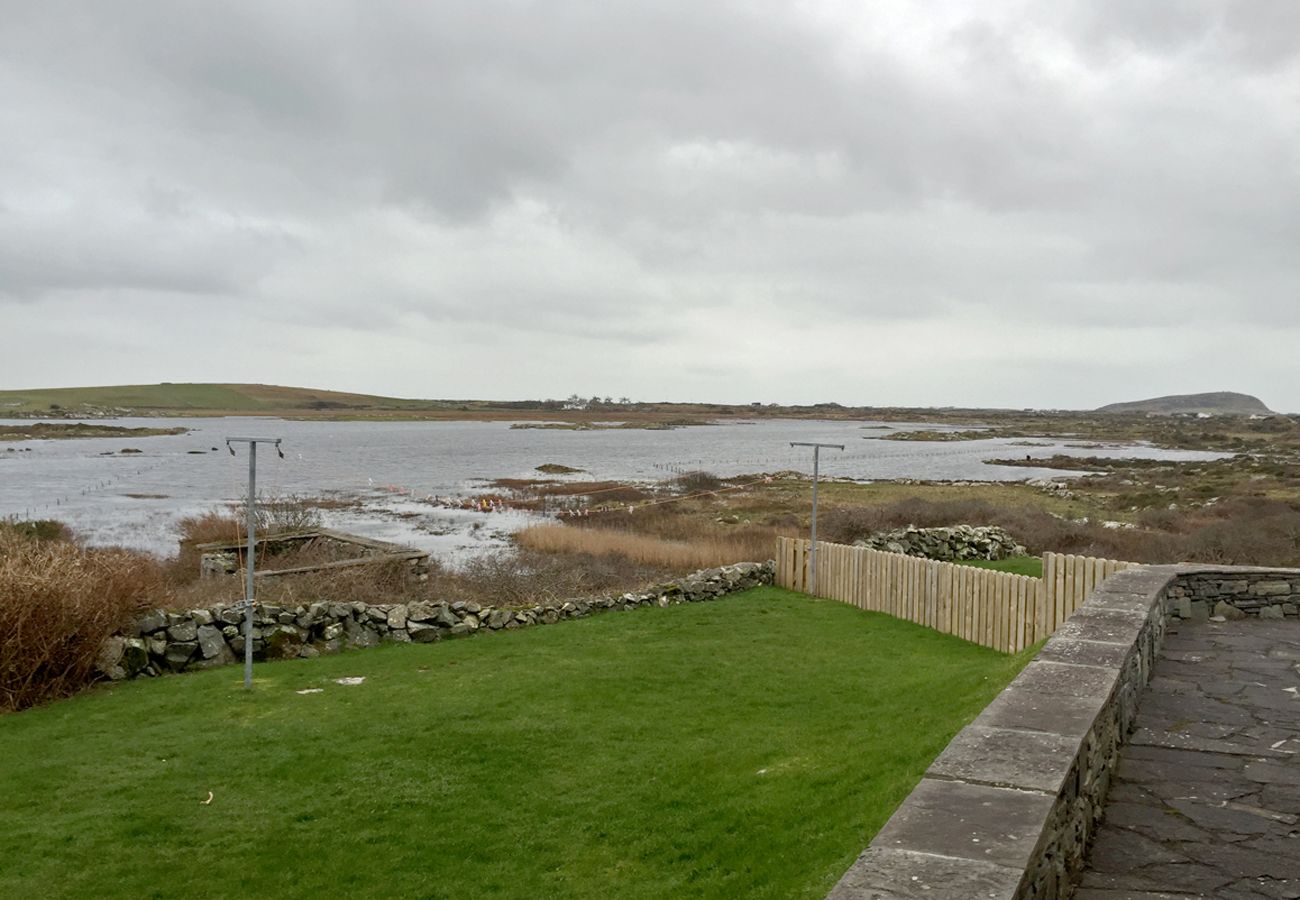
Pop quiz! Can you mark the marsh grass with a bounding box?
[516,522,776,571]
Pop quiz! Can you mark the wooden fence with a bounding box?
[774,538,1135,653]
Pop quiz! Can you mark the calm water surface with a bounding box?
[0,417,1222,560]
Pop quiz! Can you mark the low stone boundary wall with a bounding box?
[1164,566,1300,622]
[855,525,1025,561]
[828,563,1300,899]
[97,561,775,681]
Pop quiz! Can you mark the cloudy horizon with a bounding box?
[3,1,1297,411]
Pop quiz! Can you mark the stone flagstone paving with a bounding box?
[1077,620,1300,899]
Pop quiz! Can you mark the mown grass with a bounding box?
[0,587,1031,899]
[958,556,1045,577]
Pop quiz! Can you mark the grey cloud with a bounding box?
[0,1,1297,409]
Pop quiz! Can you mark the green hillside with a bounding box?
[0,383,436,416]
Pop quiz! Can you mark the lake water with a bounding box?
[0,417,1222,560]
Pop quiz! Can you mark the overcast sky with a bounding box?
[2,1,1297,411]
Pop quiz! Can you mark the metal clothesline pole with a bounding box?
[226,436,284,689]
[790,441,844,597]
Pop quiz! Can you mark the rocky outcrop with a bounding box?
[96,561,775,681]
[854,525,1025,561]
[1096,391,1273,416]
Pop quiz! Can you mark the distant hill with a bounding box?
[1096,392,1274,416]
[0,383,442,417]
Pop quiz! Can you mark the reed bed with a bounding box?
[515,522,773,571]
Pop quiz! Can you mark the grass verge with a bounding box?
[0,587,1032,899]
[958,556,1045,577]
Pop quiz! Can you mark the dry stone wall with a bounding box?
[854,525,1026,561]
[96,561,775,681]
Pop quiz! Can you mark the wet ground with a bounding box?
[1078,620,1300,899]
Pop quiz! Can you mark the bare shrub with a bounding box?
[1181,511,1300,567]
[0,532,163,712]
[0,520,75,543]
[427,550,675,608]
[177,510,243,546]
[673,471,723,493]
[240,494,324,535]
[818,493,1300,568]
[257,557,416,606]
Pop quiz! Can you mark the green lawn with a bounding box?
[0,587,1031,899]
[957,555,1044,577]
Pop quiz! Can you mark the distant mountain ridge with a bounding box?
[1097,392,1273,416]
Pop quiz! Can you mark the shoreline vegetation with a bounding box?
[509,420,704,431]
[3,423,1297,711]
[2,384,1296,713]
[0,423,189,442]
[0,382,1294,452]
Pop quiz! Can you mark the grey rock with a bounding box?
[218,607,244,626]
[1213,601,1247,621]
[167,620,198,643]
[407,602,437,622]
[408,621,440,643]
[163,641,198,670]
[196,624,227,659]
[435,605,459,628]
[387,604,408,630]
[121,638,150,676]
[136,610,168,633]
[97,636,126,678]
[342,619,379,648]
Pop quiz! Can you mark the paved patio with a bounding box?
[1077,619,1300,899]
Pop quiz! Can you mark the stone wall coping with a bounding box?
[1160,563,1300,576]
[828,561,1299,899]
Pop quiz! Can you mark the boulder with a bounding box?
[387,604,409,630]
[163,641,198,671]
[196,624,227,659]
[1213,601,1247,621]
[136,610,168,634]
[407,602,437,622]
[408,621,440,643]
[96,636,127,680]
